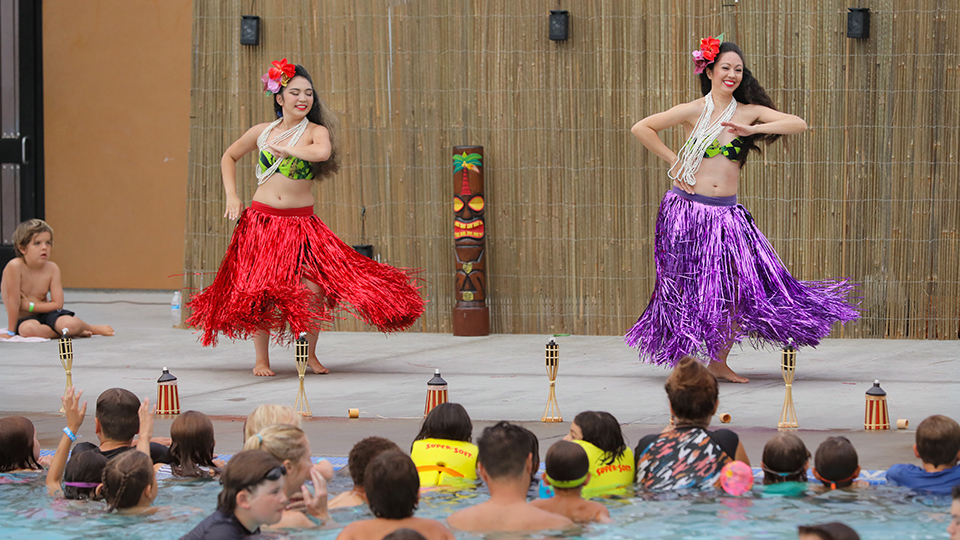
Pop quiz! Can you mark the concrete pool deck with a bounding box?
[2,290,957,470]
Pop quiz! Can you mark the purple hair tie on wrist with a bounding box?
[63,482,100,488]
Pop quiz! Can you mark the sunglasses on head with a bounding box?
[263,465,286,482]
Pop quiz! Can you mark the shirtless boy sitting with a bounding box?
[447,421,573,533]
[1,219,113,339]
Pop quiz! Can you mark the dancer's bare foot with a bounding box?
[253,358,275,376]
[708,360,749,383]
[307,356,330,375]
[90,325,114,336]
[78,330,93,338]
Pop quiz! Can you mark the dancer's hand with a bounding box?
[672,177,696,194]
[720,121,757,137]
[267,143,290,160]
[225,194,244,220]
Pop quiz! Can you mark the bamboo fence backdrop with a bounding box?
[183,1,960,339]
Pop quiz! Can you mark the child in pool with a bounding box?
[71,388,171,464]
[101,450,158,514]
[886,415,960,495]
[243,404,334,481]
[761,432,810,496]
[447,421,573,533]
[0,415,43,473]
[1,219,113,339]
[531,440,612,524]
[46,386,107,500]
[812,437,867,491]
[410,403,478,486]
[564,410,634,492]
[329,436,400,509]
[180,450,288,539]
[243,424,330,528]
[948,486,960,540]
[156,411,222,479]
[335,451,454,540]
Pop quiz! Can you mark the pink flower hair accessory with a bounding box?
[692,33,724,74]
[261,58,297,94]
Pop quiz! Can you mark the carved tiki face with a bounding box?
[453,151,486,302]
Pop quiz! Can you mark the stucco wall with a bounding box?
[43,0,191,289]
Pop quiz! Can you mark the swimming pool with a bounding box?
[0,461,949,539]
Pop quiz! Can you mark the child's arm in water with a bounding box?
[1,260,22,336]
[46,387,87,497]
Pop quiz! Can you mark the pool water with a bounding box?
[0,464,950,539]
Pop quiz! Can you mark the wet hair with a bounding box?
[217,450,283,514]
[101,451,154,511]
[95,388,141,442]
[272,64,341,180]
[0,416,42,471]
[665,356,718,425]
[63,449,107,500]
[545,440,589,491]
[915,415,960,467]
[242,424,308,470]
[519,425,540,485]
[12,219,53,259]
[169,411,219,477]
[413,403,473,445]
[573,411,628,466]
[243,404,301,443]
[347,436,401,487]
[382,529,427,540]
[761,433,810,484]
[363,450,420,520]
[814,437,859,488]
[477,421,533,480]
[698,42,781,166]
[797,522,861,540]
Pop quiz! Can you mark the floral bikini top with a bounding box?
[258,150,314,180]
[702,136,745,160]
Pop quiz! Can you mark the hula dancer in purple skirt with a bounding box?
[625,37,858,383]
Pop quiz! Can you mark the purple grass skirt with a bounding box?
[625,188,859,367]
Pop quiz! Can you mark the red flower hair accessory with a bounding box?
[261,58,297,94]
[691,33,724,74]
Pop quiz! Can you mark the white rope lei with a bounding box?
[255,117,309,185]
[668,93,737,186]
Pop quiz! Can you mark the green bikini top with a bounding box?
[702,137,745,160]
[258,150,314,180]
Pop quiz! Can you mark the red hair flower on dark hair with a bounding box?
[700,36,721,62]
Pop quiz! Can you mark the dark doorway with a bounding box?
[0,0,43,266]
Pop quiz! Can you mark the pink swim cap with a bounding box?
[720,460,754,496]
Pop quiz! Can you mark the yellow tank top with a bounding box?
[572,439,635,495]
[410,438,478,487]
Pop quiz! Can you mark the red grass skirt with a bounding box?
[186,202,424,346]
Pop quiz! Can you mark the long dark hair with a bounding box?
[413,402,473,444]
[698,42,781,166]
[573,411,628,466]
[273,64,341,180]
[0,416,42,472]
[169,411,219,477]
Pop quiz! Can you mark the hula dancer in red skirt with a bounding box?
[188,59,424,376]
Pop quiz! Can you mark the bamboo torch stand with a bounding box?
[58,329,73,414]
[294,333,312,417]
[541,338,562,422]
[777,346,798,429]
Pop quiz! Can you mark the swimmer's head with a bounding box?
[169,410,217,477]
[347,436,401,489]
[414,402,473,443]
[363,450,420,520]
[243,404,300,443]
[0,416,41,472]
[95,388,141,442]
[762,432,810,484]
[63,449,106,500]
[567,411,628,466]
[217,449,287,525]
[665,356,719,426]
[544,440,590,492]
[813,437,860,489]
[477,421,534,482]
[101,450,156,511]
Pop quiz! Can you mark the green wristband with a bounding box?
[28,302,35,312]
